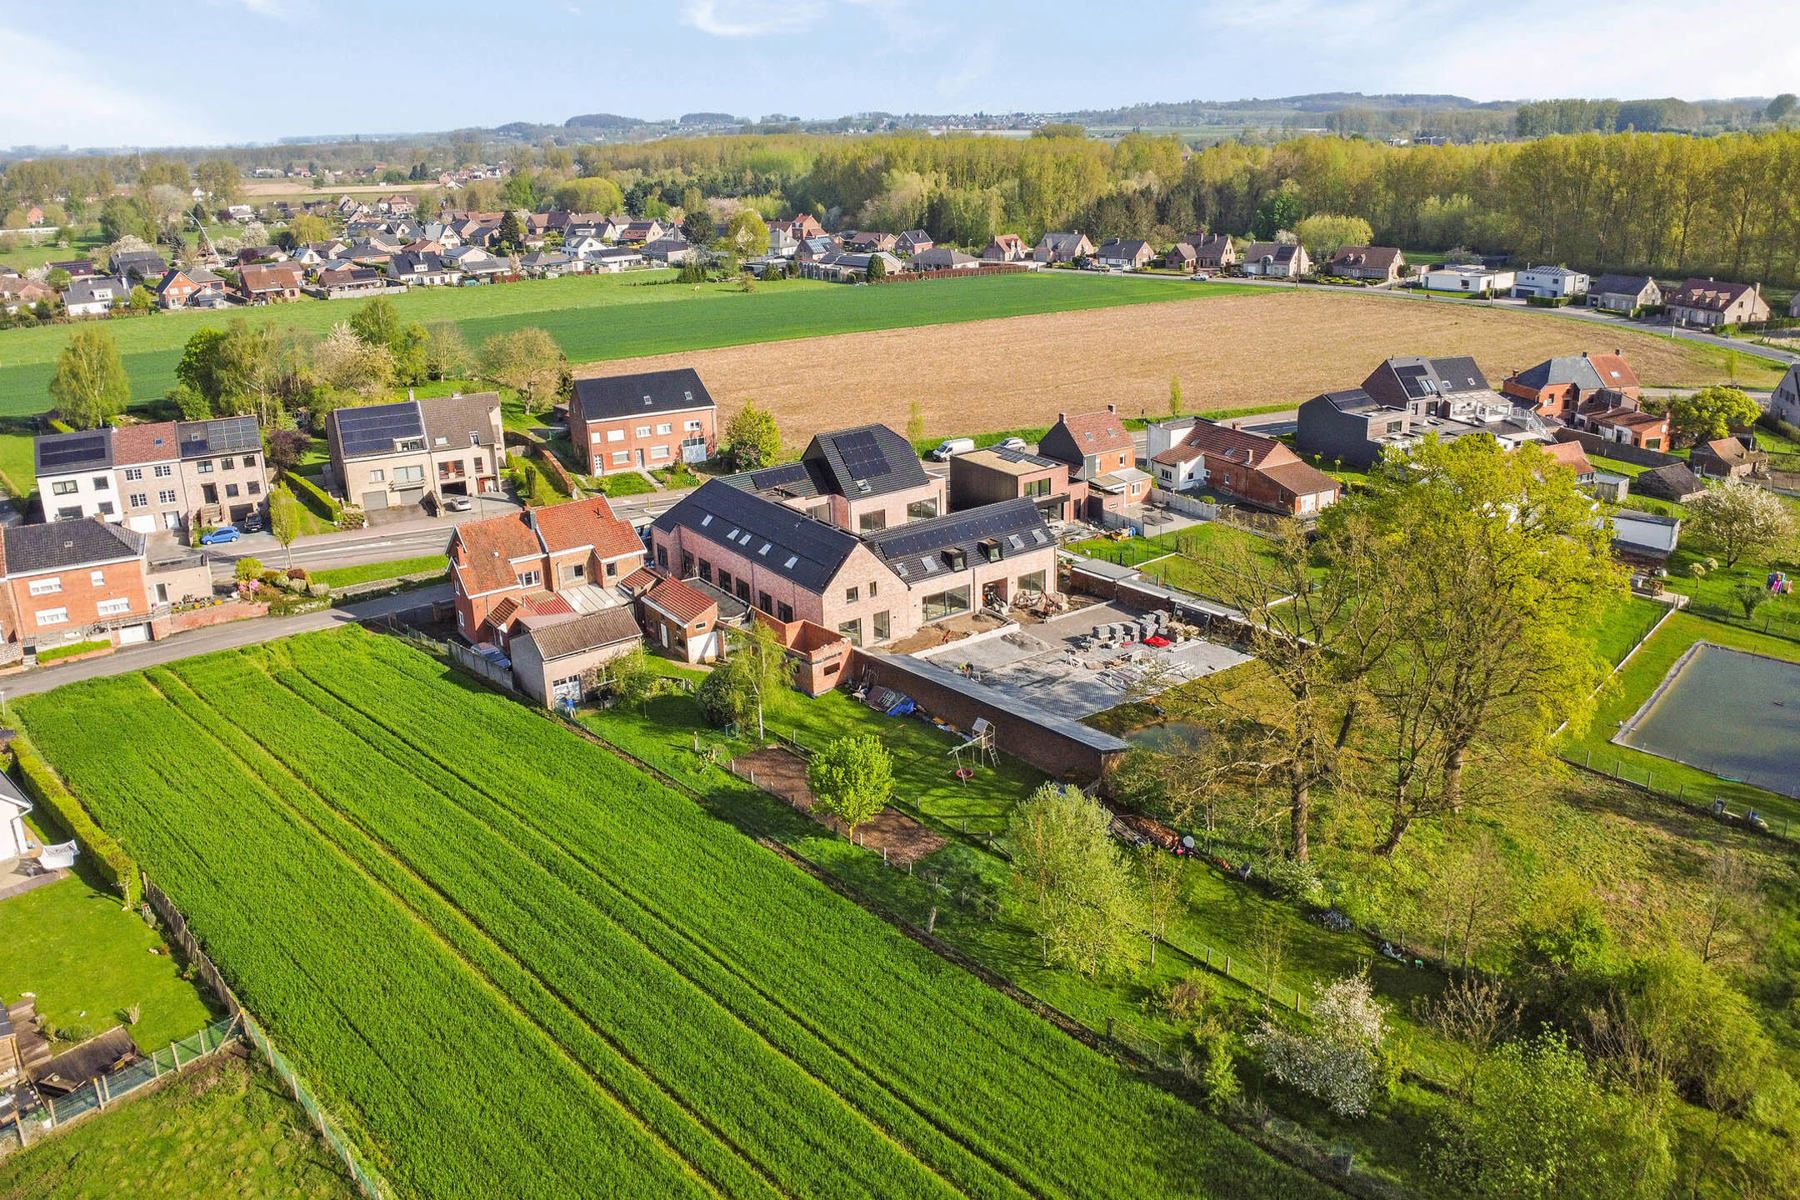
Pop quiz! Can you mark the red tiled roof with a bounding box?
[1057,410,1131,454]
[452,511,544,595]
[1668,278,1758,311]
[619,565,659,591]
[1542,440,1593,474]
[239,263,302,292]
[643,576,717,625]
[532,495,642,561]
[1170,420,1295,469]
[1583,353,1639,391]
[1257,459,1340,498]
[110,421,181,466]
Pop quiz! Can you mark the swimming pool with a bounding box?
[1614,642,1800,799]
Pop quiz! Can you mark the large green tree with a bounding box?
[722,402,781,469]
[479,328,566,415]
[1663,386,1761,447]
[1007,783,1139,977]
[1351,438,1620,853]
[48,326,130,428]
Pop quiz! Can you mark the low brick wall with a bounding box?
[1553,428,1680,469]
[849,650,1128,783]
[162,600,269,635]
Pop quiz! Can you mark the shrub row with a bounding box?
[282,470,342,523]
[36,638,111,664]
[10,736,139,906]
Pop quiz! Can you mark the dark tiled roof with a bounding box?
[574,368,715,423]
[421,393,500,450]
[652,480,863,593]
[861,498,1052,585]
[515,607,642,660]
[3,518,143,575]
[803,424,928,499]
[1366,355,1491,402]
[722,459,828,499]
[1634,463,1705,500]
[1313,388,1388,415]
[1591,273,1656,295]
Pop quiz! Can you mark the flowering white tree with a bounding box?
[1685,478,1795,567]
[1250,972,1387,1116]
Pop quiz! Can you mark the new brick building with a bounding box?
[723,424,945,533]
[570,368,717,475]
[1150,420,1340,516]
[1038,406,1148,521]
[948,445,1086,522]
[327,392,504,511]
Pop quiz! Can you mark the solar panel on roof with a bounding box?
[37,433,109,470]
[831,430,886,483]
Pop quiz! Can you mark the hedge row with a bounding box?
[283,470,343,523]
[11,736,139,906]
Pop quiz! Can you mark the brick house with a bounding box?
[1150,420,1340,516]
[447,494,646,647]
[1326,246,1405,282]
[981,234,1027,262]
[624,569,728,663]
[1191,234,1237,271]
[1665,278,1769,327]
[507,607,646,707]
[722,424,944,533]
[1038,406,1148,521]
[153,266,226,310]
[570,368,716,476]
[1588,274,1662,314]
[1094,239,1154,270]
[327,393,504,511]
[236,263,304,303]
[0,519,210,653]
[1583,405,1670,451]
[948,445,1087,522]
[35,416,269,534]
[1501,351,1641,422]
[1032,232,1095,264]
[1239,243,1312,278]
[650,481,1059,648]
[1689,435,1768,479]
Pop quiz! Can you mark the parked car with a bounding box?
[995,437,1028,451]
[199,526,241,545]
[442,495,473,513]
[241,513,263,533]
[928,437,975,461]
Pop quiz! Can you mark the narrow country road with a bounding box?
[1,584,450,701]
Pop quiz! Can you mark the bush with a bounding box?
[284,470,342,523]
[308,582,329,597]
[286,566,310,581]
[696,667,754,730]
[36,639,110,664]
[233,556,263,582]
[1255,854,1328,906]
[1148,972,1217,1024]
[11,738,139,907]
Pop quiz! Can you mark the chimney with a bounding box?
[1106,403,1117,414]
[1614,348,1622,357]
[1580,350,1589,358]
[1057,412,1067,424]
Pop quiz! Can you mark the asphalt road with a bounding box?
[0,584,450,700]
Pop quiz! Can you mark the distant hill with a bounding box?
[565,113,648,130]
[678,112,738,125]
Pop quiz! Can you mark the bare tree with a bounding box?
[1420,973,1518,1101]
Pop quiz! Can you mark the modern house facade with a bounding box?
[569,368,717,476]
[326,392,505,511]
[722,424,944,534]
[35,416,269,534]
[1150,420,1341,516]
[948,446,1087,522]
[1511,265,1589,301]
[1038,406,1148,521]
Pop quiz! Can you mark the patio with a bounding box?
[915,601,1251,720]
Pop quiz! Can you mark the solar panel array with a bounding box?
[178,415,260,457]
[865,498,1044,562]
[335,402,425,457]
[36,432,109,472]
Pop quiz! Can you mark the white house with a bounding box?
[63,276,129,317]
[1419,263,1515,296]
[1,773,31,860]
[1769,363,1800,426]
[1512,265,1589,301]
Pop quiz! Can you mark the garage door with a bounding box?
[395,487,425,509]
[360,489,387,509]
[118,624,150,645]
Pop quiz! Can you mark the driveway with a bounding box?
[0,584,449,700]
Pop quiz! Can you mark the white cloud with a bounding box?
[680,0,827,37]
[0,27,222,148]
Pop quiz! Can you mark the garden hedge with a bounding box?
[11,736,139,906]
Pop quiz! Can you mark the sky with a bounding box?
[5,0,1800,149]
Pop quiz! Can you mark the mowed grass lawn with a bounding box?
[0,1053,358,1200]
[0,872,215,1051]
[0,272,1254,416]
[1559,610,1800,827]
[310,553,447,591]
[1070,523,1295,600]
[17,627,1327,1200]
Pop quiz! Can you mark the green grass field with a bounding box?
[309,553,447,590]
[0,1053,358,1200]
[0,873,214,1052]
[17,627,1327,1200]
[0,272,1258,417]
[1070,524,1293,601]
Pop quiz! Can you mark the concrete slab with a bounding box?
[919,600,1250,721]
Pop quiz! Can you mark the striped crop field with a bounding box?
[17,627,1328,1200]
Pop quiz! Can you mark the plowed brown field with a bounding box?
[574,288,1767,447]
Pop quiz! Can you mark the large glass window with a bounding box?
[1023,477,1052,499]
[907,498,938,520]
[837,618,862,647]
[873,610,890,642]
[920,585,971,622]
[1017,570,1047,594]
[858,510,887,533]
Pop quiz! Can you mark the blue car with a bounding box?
[199,525,241,545]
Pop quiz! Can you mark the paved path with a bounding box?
[0,584,449,700]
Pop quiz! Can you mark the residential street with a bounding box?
[0,584,449,700]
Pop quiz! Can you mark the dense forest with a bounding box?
[9,127,1800,285]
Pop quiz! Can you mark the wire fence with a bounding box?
[1572,749,1795,844]
[240,1015,390,1200]
[0,1015,239,1158]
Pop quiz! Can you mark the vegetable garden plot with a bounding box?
[18,629,1331,1200]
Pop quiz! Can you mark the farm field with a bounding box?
[0,272,1244,417]
[574,288,1782,450]
[0,1053,359,1200]
[16,626,1327,1200]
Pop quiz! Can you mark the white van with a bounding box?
[928,437,975,462]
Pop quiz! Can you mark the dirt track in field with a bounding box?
[574,289,1741,449]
